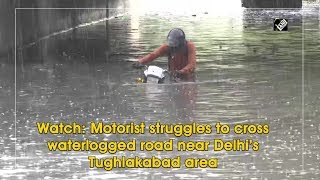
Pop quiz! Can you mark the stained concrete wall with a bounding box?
[0,0,128,63]
[16,0,128,45]
[0,0,15,62]
[242,0,302,8]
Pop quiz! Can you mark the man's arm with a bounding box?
[138,44,168,64]
[179,42,196,74]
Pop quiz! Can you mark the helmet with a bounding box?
[167,28,186,48]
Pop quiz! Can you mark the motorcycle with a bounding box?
[136,65,171,84]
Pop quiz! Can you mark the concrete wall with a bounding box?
[16,0,128,46]
[242,0,302,8]
[0,0,15,62]
[0,0,128,63]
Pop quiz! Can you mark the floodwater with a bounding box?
[1,1,320,180]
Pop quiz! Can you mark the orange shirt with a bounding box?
[138,41,196,75]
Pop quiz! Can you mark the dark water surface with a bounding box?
[1,1,320,179]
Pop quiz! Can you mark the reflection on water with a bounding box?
[1,1,320,179]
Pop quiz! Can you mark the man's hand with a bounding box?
[171,70,183,79]
[132,61,145,69]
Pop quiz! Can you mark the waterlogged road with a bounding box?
[1,2,320,180]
